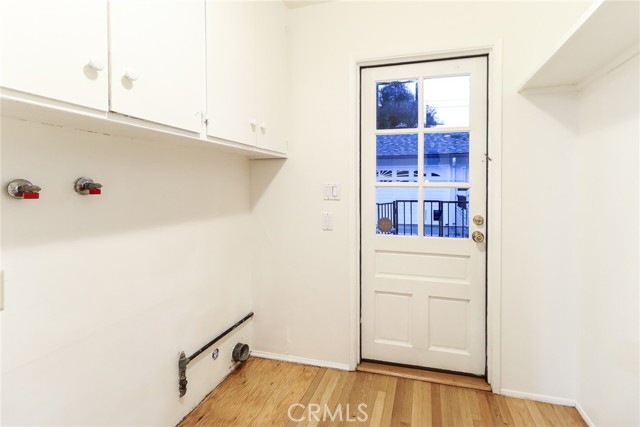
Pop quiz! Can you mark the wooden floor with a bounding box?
[179,357,585,427]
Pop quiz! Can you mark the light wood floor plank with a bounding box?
[505,395,537,427]
[525,398,551,426]
[379,375,398,427]
[286,367,326,427]
[538,402,564,426]
[316,370,352,427]
[411,380,432,427]
[430,383,444,426]
[390,378,413,427]
[458,387,479,427]
[178,357,586,427]
[496,394,516,426]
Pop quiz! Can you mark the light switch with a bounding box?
[323,212,334,231]
[323,183,340,200]
[0,270,4,311]
[324,184,332,200]
[331,185,340,199]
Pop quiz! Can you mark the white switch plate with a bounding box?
[322,212,334,231]
[0,270,4,311]
[323,183,340,200]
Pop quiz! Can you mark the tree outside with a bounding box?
[376,81,442,129]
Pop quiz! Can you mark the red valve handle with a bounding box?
[23,192,39,199]
[89,189,101,195]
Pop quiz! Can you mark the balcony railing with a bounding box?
[376,200,469,238]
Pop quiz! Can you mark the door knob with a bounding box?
[472,231,485,243]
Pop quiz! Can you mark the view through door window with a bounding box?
[375,75,471,238]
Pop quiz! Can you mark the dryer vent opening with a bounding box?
[232,343,250,362]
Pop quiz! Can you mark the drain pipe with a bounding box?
[178,312,254,397]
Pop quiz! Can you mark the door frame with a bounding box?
[348,41,503,392]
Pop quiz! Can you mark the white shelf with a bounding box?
[0,89,288,161]
[520,0,640,93]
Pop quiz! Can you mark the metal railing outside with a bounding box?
[375,200,469,238]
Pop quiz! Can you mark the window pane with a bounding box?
[377,80,419,129]
[424,132,469,183]
[376,187,418,236]
[424,75,470,128]
[423,188,469,238]
[377,134,418,182]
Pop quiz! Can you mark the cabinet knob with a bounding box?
[259,123,266,131]
[88,56,105,71]
[249,119,257,128]
[124,68,139,82]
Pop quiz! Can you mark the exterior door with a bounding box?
[361,56,488,375]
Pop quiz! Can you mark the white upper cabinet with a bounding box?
[1,0,287,158]
[206,0,287,153]
[254,1,287,153]
[206,1,256,146]
[109,0,206,133]
[0,0,108,110]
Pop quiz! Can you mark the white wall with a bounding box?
[251,0,591,402]
[576,55,639,426]
[1,118,253,426]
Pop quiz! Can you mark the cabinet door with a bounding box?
[0,0,108,110]
[109,0,205,133]
[206,0,256,146]
[255,1,287,153]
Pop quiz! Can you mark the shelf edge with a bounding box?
[0,89,288,160]
[518,0,606,93]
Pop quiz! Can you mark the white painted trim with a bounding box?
[347,47,361,371]
[251,351,352,371]
[349,39,504,389]
[575,401,596,427]
[500,389,576,407]
[485,39,503,394]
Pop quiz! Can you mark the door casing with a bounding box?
[347,41,503,391]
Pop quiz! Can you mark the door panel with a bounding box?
[255,0,287,153]
[361,57,487,375]
[206,0,256,145]
[109,0,205,132]
[0,0,108,110]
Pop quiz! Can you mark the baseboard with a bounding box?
[574,401,595,427]
[251,350,352,371]
[499,389,576,407]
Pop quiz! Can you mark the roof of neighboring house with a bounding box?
[376,132,469,157]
